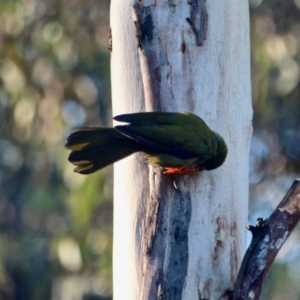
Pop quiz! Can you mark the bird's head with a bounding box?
[203,133,228,171]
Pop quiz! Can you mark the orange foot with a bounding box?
[163,165,200,175]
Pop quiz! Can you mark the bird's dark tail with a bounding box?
[65,128,140,174]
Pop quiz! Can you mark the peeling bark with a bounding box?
[140,172,192,299]
[186,0,208,46]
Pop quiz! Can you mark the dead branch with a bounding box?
[232,179,300,300]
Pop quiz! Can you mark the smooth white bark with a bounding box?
[111,0,252,299]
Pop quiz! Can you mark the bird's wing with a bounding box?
[114,112,213,160]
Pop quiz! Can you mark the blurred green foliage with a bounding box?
[0,0,112,299]
[250,0,300,298]
[1,0,300,299]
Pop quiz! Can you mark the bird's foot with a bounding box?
[163,165,199,175]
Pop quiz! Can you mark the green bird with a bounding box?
[65,112,228,175]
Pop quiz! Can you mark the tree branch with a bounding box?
[232,179,300,300]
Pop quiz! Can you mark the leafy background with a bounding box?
[1,0,300,299]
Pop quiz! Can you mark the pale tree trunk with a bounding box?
[110,1,252,299]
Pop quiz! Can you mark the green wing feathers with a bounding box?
[65,112,228,174]
[65,128,140,174]
[115,112,212,160]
